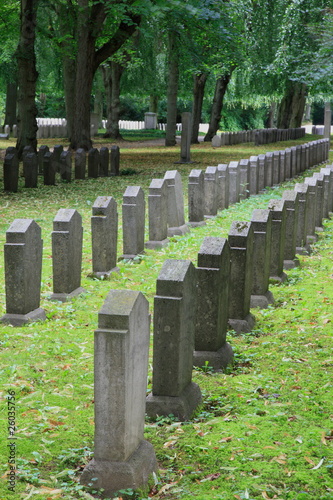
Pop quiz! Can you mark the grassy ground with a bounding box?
[0,133,333,500]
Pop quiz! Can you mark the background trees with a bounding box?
[1,0,333,151]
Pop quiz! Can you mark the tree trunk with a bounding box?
[149,95,158,114]
[4,80,18,130]
[16,0,39,157]
[165,29,179,147]
[191,72,208,144]
[62,55,76,142]
[277,81,307,129]
[264,101,276,128]
[204,70,234,142]
[103,61,124,140]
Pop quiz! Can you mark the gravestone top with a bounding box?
[92,196,115,214]
[123,185,143,202]
[149,178,164,192]
[6,219,40,243]
[197,236,228,269]
[156,259,194,297]
[251,208,270,224]
[98,289,142,330]
[229,161,239,169]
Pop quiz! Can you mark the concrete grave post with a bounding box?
[146,259,202,420]
[121,186,145,260]
[99,147,109,177]
[164,170,189,236]
[296,145,302,174]
[272,151,280,185]
[304,176,323,234]
[279,150,286,182]
[320,167,333,215]
[250,209,274,309]
[249,156,259,195]
[43,152,56,186]
[1,219,46,326]
[75,149,86,180]
[313,171,329,220]
[38,145,49,175]
[188,169,206,227]
[267,199,288,283]
[302,178,318,245]
[24,152,38,188]
[239,159,250,200]
[265,152,273,187]
[88,148,99,178]
[228,161,240,205]
[51,209,85,301]
[193,237,233,371]
[282,190,300,269]
[258,154,266,192]
[285,148,292,180]
[91,196,119,278]
[145,179,169,249]
[217,164,230,209]
[110,145,120,176]
[294,183,311,255]
[204,166,218,217]
[80,289,157,497]
[52,145,63,173]
[290,147,297,178]
[228,221,255,334]
[177,112,192,163]
[3,153,19,192]
[59,150,72,182]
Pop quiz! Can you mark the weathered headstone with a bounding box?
[267,199,288,283]
[80,289,157,497]
[52,145,63,173]
[265,152,273,187]
[193,237,233,371]
[50,209,85,301]
[3,153,19,192]
[110,145,120,176]
[188,169,206,226]
[258,154,266,192]
[145,179,169,249]
[121,186,145,260]
[59,150,72,182]
[212,135,222,147]
[279,150,286,182]
[282,190,300,269]
[176,112,192,163]
[146,259,202,420]
[249,156,259,195]
[250,209,274,309]
[228,221,255,333]
[91,196,119,278]
[24,152,38,188]
[204,166,218,217]
[217,164,230,209]
[164,170,189,235]
[228,161,240,205]
[99,147,109,177]
[294,183,310,255]
[88,148,99,178]
[144,112,157,129]
[38,145,49,175]
[74,149,86,180]
[43,152,56,186]
[1,219,46,326]
[272,151,280,185]
[239,159,250,200]
[304,176,323,234]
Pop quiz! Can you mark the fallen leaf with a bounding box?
[321,432,328,446]
[304,456,315,466]
[163,440,177,448]
[311,457,324,470]
[200,473,221,482]
[156,482,178,495]
[219,436,233,443]
[271,454,287,465]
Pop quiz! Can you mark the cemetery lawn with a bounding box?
[0,134,333,500]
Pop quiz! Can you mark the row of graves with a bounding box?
[0,138,331,496]
[212,127,306,147]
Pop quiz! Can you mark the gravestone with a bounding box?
[290,146,297,178]
[212,135,222,147]
[282,190,300,269]
[145,179,169,249]
[279,150,286,182]
[75,149,86,180]
[304,177,323,234]
[217,164,230,209]
[59,150,72,182]
[320,167,333,216]
[314,171,330,219]
[302,178,317,245]
[250,209,274,309]
[1,219,46,326]
[88,148,99,178]
[228,221,255,333]
[146,259,202,420]
[188,169,206,226]
[285,148,292,180]
[99,147,109,177]
[164,170,189,236]
[38,145,49,175]
[228,161,240,205]
[121,186,145,260]
[249,156,259,195]
[50,209,85,301]
[265,152,273,187]
[204,166,218,217]
[193,237,233,371]
[144,112,157,129]
[24,152,38,188]
[272,151,280,185]
[239,159,250,200]
[80,289,157,496]
[176,112,192,163]
[43,152,56,186]
[3,153,19,192]
[110,145,120,176]
[91,196,119,278]
[258,154,266,192]
[294,183,310,255]
[52,145,63,173]
[267,199,288,283]
[22,145,34,178]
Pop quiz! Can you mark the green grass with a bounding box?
[0,134,333,500]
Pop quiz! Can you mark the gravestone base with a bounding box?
[193,342,234,372]
[269,272,288,285]
[145,238,169,250]
[90,267,120,280]
[283,257,300,270]
[50,287,86,302]
[167,223,190,237]
[250,290,274,309]
[80,440,157,498]
[119,253,144,261]
[0,308,46,327]
[296,245,311,256]
[228,313,255,334]
[146,382,202,421]
[307,235,317,246]
[315,227,324,234]
[188,221,206,228]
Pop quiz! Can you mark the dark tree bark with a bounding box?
[264,101,276,128]
[149,95,158,114]
[102,61,125,140]
[277,81,307,129]
[16,0,39,157]
[165,29,180,147]
[191,72,208,144]
[204,70,234,142]
[4,80,18,130]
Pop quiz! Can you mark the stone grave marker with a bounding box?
[217,164,230,209]
[99,147,109,177]
[43,152,56,185]
[110,145,120,176]
[91,196,119,278]
[188,169,206,226]
[88,148,99,178]
[145,179,169,249]
[3,153,19,192]
[121,186,145,260]
[75,149,86,180]
[204,166,218,217]
[24,152,38,188]
[282,190,300,269]
[59,150,72,182]
[267,199,288,283]
[164,170,189,236]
